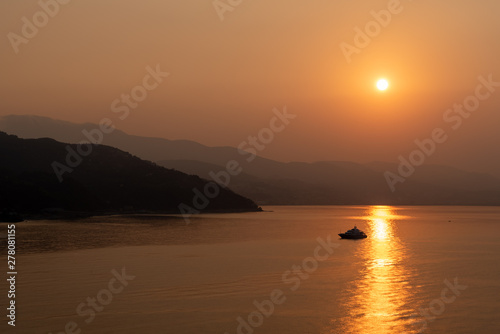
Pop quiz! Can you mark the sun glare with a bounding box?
[376,79,389,91]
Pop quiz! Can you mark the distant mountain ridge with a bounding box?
[0,131,260,218]
[160,159,500,205]
[2,114,500,206]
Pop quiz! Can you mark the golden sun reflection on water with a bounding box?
[336,206,417,334]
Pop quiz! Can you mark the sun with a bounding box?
[376,79,389,91]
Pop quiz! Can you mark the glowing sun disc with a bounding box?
[376,79,389,91]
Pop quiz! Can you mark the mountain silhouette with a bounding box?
[2,115,500,206]
[0,131,260,219]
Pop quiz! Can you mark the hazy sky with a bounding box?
[1,0,500,175]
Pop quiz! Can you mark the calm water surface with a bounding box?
[1,206,499,333]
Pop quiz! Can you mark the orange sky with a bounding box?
[1,0,500,175]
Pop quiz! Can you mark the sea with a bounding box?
[1,206,499,334]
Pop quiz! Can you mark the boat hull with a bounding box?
[338,233,367,239]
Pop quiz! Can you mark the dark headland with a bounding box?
[0,132,261,221]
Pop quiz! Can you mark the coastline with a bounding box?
[0,207,264,223]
